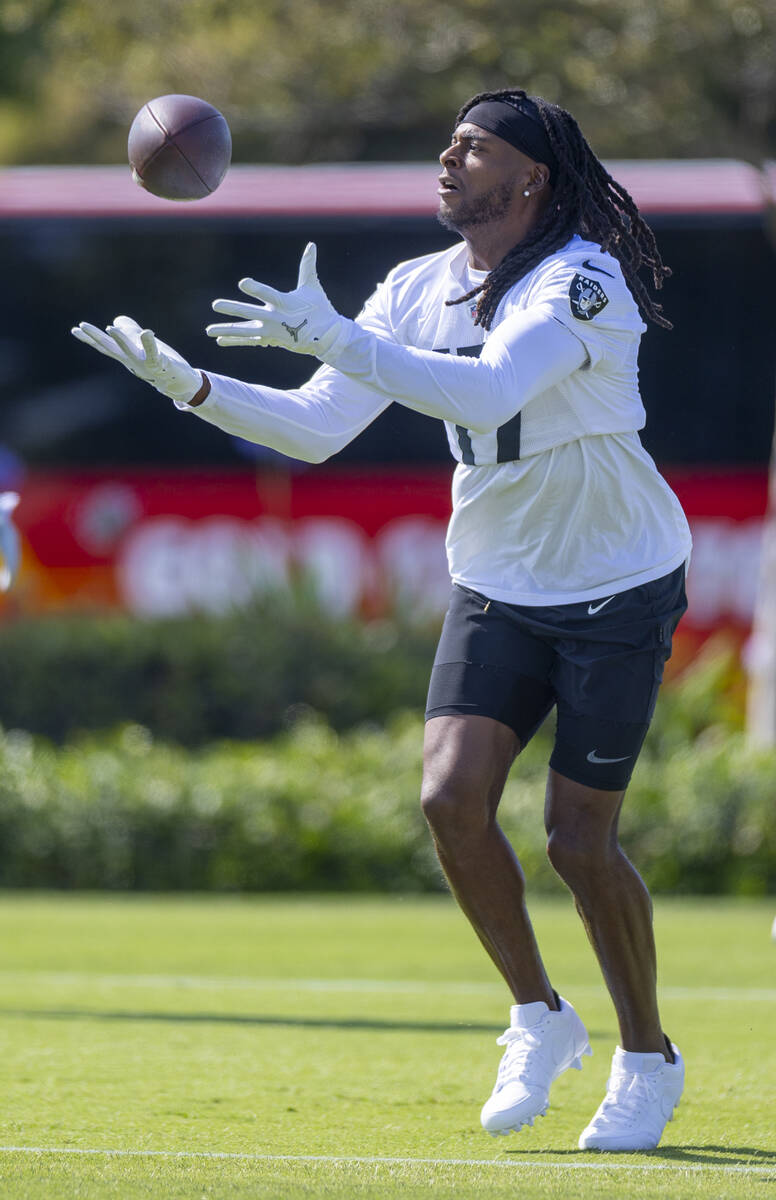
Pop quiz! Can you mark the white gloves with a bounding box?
[71,246,349,411]
[207,242,351,359]
[71,316,204,405]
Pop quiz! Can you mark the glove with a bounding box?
[207,242,351,358]
[0,491,20,592]
[71,315,204,405]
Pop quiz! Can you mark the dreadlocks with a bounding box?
[447,89,672,331]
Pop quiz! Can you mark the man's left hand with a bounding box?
[207,243,350,358]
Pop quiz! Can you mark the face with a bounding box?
[437,122,542,232]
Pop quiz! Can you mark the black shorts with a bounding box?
[425,566,687,791]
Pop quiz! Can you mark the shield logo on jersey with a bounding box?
[569,273,609,321]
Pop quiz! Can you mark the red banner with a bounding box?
[3,467,768,641]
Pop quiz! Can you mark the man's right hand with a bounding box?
[71,315,205,405]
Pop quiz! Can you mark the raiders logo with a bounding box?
[569,273,609,321]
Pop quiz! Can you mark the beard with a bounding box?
[437,180,516,232]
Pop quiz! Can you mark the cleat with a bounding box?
[572,1047,593,1069]
[578,1043,684,1152]
[480,995,591,1136]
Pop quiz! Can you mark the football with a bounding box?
[128,94,232,201]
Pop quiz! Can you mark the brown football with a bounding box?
[128,94,232,201]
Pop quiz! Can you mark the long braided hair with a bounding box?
[448,89,672,330]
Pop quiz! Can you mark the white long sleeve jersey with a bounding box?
[184,235,692,605]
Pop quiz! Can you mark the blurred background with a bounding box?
[0,0,774,896]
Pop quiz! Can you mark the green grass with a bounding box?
[0,893,774,1198]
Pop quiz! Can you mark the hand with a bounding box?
[207,242,350,358]
[71,315,204,404]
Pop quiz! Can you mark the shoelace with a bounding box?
[494,1025,549,1089]
[596,1068,660,1127]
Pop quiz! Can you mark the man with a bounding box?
[73,88,691,1152]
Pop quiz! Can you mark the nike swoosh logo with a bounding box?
[581,258,615,279]
[587,596,615,614]
[586,750,631,764]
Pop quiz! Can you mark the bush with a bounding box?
[0,600,437,745]
[0,613,771,895]
[0,693,773,895]
[0,716,435,892]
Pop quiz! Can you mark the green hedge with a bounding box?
[0,717,433,892]
[0,609,772,895]
[0,690,773,895]
[0,601,436,745]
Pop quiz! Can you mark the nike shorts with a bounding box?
[425,565,688,791]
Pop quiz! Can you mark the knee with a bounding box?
[420,775,490,840]
[545,823,611,886]
[544,772,624,887]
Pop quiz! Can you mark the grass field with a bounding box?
[0,893,774,1198]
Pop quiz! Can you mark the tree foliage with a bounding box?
[0,0,774,165]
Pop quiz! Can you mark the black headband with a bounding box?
[462,98,558,186]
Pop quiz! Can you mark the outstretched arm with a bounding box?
[323,306,586,431]
[72,302,392,464]
[182,366,392,464]
[208,243,588,433]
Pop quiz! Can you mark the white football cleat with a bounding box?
[578,1043,684,1151]
[480,995,592,1135]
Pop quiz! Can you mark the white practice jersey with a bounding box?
[183,234,692,605]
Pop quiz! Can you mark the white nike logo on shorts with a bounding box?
[586,750,631,764]
[587,596,615,614]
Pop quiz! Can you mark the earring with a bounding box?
[523,189,530,197]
